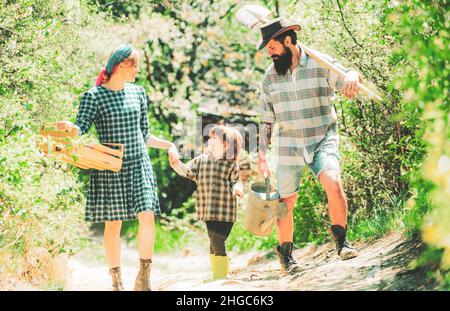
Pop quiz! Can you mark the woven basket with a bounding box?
[39,127,124,172]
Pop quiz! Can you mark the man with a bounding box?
[257,18,360,274]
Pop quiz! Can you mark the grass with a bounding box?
[348,209,406,241]
[41,281,65,291]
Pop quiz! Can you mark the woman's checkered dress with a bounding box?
[75,83,160,223]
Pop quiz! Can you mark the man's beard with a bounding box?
[272,45,293,75]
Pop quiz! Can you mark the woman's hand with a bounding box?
[168,156,181,169]
[56,121,76,131]
[56,121,79,136]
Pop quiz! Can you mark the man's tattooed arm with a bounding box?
[259,122,273,155]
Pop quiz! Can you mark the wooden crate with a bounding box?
[39,128,124,172]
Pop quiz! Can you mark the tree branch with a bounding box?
[0,25,15,35]
[335,0,364,49]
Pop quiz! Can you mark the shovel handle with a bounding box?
[297,42,383,103]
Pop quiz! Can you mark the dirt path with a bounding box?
[64,232,438,291]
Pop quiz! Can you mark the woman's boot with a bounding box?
[109,267,124,291]
[134,258,152,291]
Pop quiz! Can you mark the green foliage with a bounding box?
[284,0,425,244]
[1,0,447,289]
[142,0,445,260]
[87,0,145,19]
[0,0,104,286]
[408,246,450,291]
[145,110,197,212]
[130,0,434,252]
[385,0,449,287]
[293,171,329,244]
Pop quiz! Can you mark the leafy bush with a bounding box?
[0,0,105,287]
[386,0,449,288]
[1,0,447,289]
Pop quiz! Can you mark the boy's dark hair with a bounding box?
[274,30,297,46]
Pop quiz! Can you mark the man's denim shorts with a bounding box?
[275,147,341,199]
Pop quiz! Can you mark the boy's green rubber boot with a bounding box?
[203,254,216,283]
[213,256,229,280]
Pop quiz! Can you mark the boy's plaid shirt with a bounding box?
[178,152,240,223]
[259,44,351,166]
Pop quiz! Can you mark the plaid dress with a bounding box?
[183,152,240,223]
[75,83,160,223]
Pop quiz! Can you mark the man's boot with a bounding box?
[134,258,152,291]
[109,267,124,291]
[329,225,359,260]
[275,242,301,274]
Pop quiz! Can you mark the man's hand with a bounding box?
[341,71,362,99]
[258,152,271,177]
[258,122,272,177]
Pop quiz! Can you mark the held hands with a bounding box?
[340,70,362,99]
[167,145,190,177]
[168,144,180,166]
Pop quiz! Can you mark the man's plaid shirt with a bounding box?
[259,44,351,166]
[182,152,240,223]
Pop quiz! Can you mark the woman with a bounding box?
[57,43,179,291]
